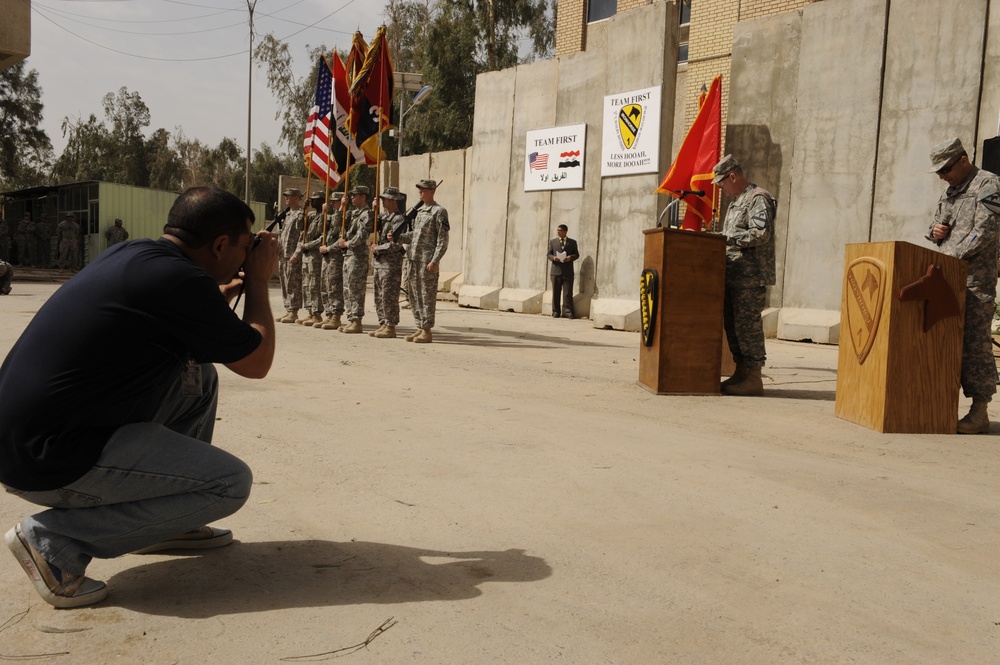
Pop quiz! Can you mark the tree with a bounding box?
[53,113,112,183]
[102,87,152,186]
[0,61,53,189]
[146,128,182,191]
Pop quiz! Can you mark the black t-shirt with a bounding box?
[0,238,262,491]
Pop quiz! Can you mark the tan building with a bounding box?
[0,0,31,71]
[556,0,820,136]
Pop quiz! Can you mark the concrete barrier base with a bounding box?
[777,307,840,344]
[498,288,543,313]
[590,298,641,331]
[458,285,502,310]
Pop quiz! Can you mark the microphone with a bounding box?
[674,190,706,197]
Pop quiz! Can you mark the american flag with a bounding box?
[303,56,340,188]
[529,152,549,171]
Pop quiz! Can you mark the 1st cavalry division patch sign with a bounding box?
[844,257,886,365]
[640,269,658,347]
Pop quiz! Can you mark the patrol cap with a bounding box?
[308,191,324,201]
[349,185,370,197]
[416,179,438,190]
[711,155,741,184]
[114,218,122,223]
[379,186,402,200]
[331,191,345,200]
[282,187,302,197]
[928,137,966,173]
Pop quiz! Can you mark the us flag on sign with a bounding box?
[529,152,549,170]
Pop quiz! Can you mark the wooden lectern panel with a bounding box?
[638,228,726,395]
[835,241,966,433]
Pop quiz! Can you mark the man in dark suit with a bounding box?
[547,224,580,318]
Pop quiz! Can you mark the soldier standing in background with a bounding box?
[105,219,129,247]
[337,186,374,334]
[275,188,305,324]
[295,193,325,327]
[369,187,407,339]
[56,214,81,270]
[713,155,777,397]
[14,213,30,266]
[926,137,1000,434]
[394,180,450,344]
[317,191,347,330]
[34,217,51,268]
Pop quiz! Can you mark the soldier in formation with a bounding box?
[16,213,33,267]
[393,180,449,344]
[0,214,10,262]
[337,186,374,334]
[34,217,51,268]
[56,214,80,270]
[712,155,777,397]
[369,187,407,339]
[275,188,305,324]
[317,191,347,330]
[926,137,1000,434]
[295,193,326,327]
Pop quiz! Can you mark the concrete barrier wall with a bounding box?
[550,48,608,318]
[459,68,517,309]
[727,10,802,311]
[499,59,559,313]
[591,1,677,330]
[871,0,988,247]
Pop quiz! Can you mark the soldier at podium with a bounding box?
[712,155,777,397]
[927,137,1000,434]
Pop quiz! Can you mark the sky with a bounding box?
[25,0,391,156]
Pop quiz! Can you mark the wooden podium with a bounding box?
[638,228,726,394]
[835,241,966,433]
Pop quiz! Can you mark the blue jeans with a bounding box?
[3,364,252,575]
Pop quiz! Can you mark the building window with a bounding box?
[588,0,616,23]
[679,43,689,63]
[679,0,691,25]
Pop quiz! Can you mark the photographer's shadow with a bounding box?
[108,540,551,618]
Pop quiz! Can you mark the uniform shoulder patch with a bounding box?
[977,182,1000,215]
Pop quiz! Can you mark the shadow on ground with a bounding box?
[433,326,619,349]
[107,540,551,618]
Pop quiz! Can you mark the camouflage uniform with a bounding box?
[399,201,449,330]
[295,210,324,316]
[14,218,29,266]
[373,209,407,327]
[320,209,346,318]
[341,206,373,322]
[34,220,51,268]
[105,222,129,247]
[276,208,304,312]
[56,217,80,269]
[721,183,776,370]
[929,166,1000,401]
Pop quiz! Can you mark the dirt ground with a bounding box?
[1,281,999,664]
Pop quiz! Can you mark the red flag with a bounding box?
[331,52,372,170]
[656,75,722,230]
[348,26,394,163]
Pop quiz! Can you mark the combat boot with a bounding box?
[299,313,322,326]
[374,325,396,339]
[369,324,386,337]
[321,314,341,330]
[721,366,763,396]
[413,328,433,344]
[957,400,991,434]
[277,310,298,324]
[312,314,329,329]
[341,319,363,334]
[405,329,420,342]
[720,363,747,391]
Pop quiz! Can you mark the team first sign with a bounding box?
[523,124,587,191]
[601,85,661,177]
